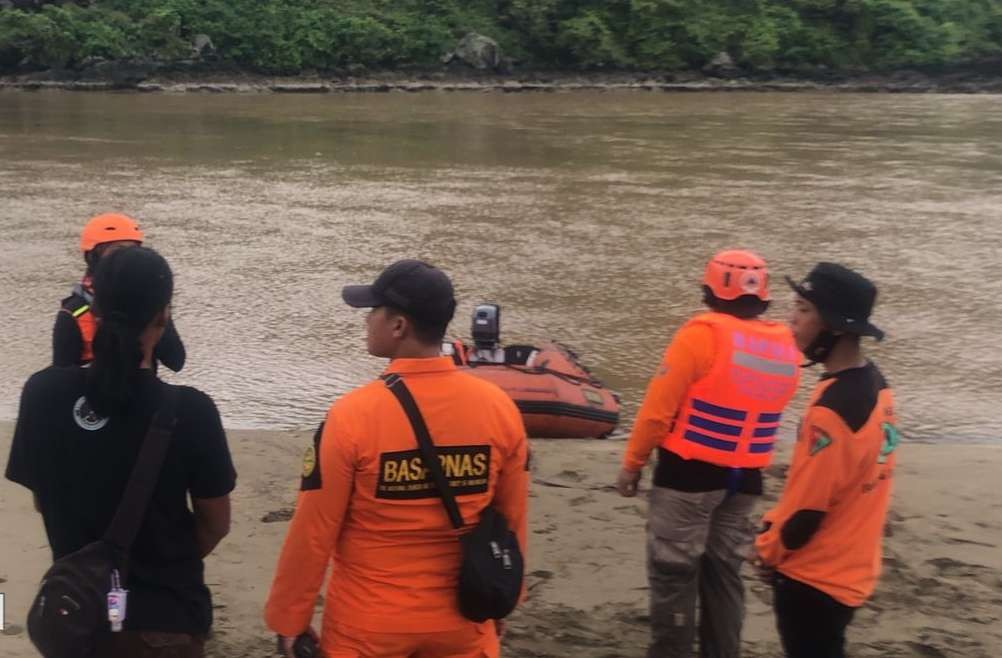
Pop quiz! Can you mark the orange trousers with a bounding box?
[321,620,499,658]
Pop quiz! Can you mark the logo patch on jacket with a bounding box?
[301,422,324,491]
[302,445,317,478]
[808,427,832,456]
[376,445,491,499]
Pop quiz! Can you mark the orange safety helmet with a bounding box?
[79,213,144,253]
[703,249,770,301]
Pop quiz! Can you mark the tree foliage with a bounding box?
[0,0,999,73]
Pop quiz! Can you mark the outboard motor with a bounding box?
[472,304,501,351]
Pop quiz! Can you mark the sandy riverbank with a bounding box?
[1,424,1000,657]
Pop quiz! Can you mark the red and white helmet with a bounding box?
[703,250,770,301]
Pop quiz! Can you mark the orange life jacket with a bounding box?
[661,312,800,468]
[62,284,96,363]
[757,366,897,606]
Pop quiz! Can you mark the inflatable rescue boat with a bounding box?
[444,304,620,439]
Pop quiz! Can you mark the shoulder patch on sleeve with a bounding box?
[300,422,324,491]
[808,426,833,456]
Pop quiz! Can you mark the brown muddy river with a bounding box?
[1,90,1000,441]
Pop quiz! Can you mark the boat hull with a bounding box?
[460,342,619,439]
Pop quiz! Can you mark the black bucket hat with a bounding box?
[786,262,884,341]
[342,259,456,327]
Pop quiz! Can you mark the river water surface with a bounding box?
[1,90,1000,441]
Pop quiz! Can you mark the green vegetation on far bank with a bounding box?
[1,0,1001,75]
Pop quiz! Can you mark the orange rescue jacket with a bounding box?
[756,362,898,607]
[660,312,800,469]
[265,357,529,643]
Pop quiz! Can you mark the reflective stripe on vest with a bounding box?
[661,312,800,469]
[682,401,783,454]
[732,350,797,377]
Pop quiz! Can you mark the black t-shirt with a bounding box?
[653,447,763,495]
[4,367,236,635]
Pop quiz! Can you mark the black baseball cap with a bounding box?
[786,263,884,340]
[342,259,456,326]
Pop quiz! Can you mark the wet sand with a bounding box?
[1,424,1000,657]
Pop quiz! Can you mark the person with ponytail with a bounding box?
[53,212,186,371]
[7,247,235,658]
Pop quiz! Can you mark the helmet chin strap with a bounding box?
[801,330,838,368]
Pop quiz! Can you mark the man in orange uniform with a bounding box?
[265,259,529,658]
[617,250,800,658]
[756,263,897,658]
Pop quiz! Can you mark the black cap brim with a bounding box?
[785,275,812,302]
[785,276,884,341]
[827,316,885,341]
[341,284,382,308]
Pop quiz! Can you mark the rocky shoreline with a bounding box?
[2,69,1001,94]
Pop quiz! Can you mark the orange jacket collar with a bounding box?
[383,356,457,376]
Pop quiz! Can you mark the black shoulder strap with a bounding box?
[103,386,179,549]
[381,374,464,530]
[63,282,94,311]
[61,293,90,316]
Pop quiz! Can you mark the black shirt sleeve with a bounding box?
[780,509,826,550]
[52,310,84,367]
[154,318,186,373]
[5,375,41,491]
[178,388,236,500]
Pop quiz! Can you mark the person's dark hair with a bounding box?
[83,243,117,276]
[386,306,451,345]
[85,247,173,415]
[702,285,769,320]
[83,246,108,276]
[84,250,98,275]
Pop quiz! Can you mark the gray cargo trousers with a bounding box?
[646,486,757,658]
